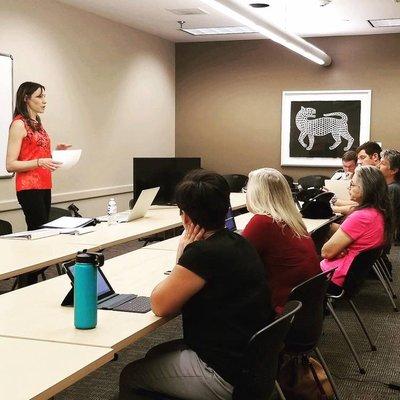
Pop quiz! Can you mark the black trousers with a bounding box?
[16,189,51,286]
[17,189,51,230]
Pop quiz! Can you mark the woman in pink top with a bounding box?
[321,165,392,287]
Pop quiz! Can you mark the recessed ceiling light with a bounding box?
[250,3,270,8]
[368,18,400,28]
[180,26,257,36]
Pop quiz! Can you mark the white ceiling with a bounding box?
[57,0,400,42]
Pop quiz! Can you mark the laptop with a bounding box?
[63,261,151,313]
[117,187,160,223]
[225,206,237,232]
[324,179,350,200]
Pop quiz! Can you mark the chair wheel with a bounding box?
[394,307,399,312]
[393,295,397,299]
[360,368,366,374]
[371,345,377,351]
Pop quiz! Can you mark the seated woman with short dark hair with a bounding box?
[321,165,392,288]
[242,168,321,313]
[119,169,273,400]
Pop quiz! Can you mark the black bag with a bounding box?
[300,191,335,219]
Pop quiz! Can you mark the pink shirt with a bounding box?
[321,208,384,286]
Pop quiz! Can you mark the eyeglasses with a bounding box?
[349,181,360,188]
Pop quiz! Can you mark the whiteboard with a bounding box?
[0,53,13,178]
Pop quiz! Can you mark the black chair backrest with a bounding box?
[48,207,72,222]
[223,174,248,193]
[285,270,334,351]
[311,223,332,255]
[233,301,302,400]
[344,247,383,297]
[282,174,295,191]
[0,219,12,236]
[298,175,330,190]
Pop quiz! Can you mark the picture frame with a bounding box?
[281,90,371,167]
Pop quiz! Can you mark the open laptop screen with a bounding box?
[225,207,237,232]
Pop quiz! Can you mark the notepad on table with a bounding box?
[0,228,61,240]
[41,217,94,229]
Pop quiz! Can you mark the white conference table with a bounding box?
[0,235,96,281]
[0,337,113,400]
[144,212,338,252]
[0,193,246,281]
[0,248,176,352]
[56,192,247,249]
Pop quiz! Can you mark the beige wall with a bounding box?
[175,34,400,179]
[0,0,175,231]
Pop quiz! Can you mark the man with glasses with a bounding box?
[331,150,357,180]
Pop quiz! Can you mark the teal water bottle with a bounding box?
[74,251,104,329]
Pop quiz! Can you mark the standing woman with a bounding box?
[6,82,70,230]
[6,82,70,284]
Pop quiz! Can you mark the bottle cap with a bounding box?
[76,250,104,267]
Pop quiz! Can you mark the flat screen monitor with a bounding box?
[134,157,201,205]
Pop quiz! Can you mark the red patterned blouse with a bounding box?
[14,115,52,192]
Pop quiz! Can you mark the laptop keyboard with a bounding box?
[113,296,152,313]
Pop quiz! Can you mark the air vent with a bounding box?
[166,8,208,16]
[180,26,257,36]
[369,18,400,27]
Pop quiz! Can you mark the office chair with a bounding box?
[326,247,382,374]
[131,301,302,400]
[0,219,14,293]
[298,175,330,190]
[0,219,12,236]
[282,174,296,191]
[282,269,340,400]
[48,206,73,222]
[222,174,248,193]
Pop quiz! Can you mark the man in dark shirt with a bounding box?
[119,170,272,400]
[379,149,400,242]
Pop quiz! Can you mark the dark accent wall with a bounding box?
[176,34,400,179]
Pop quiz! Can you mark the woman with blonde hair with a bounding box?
[243,168,321,312]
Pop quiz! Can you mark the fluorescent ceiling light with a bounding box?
[181,26,257,35]
[199,0,332,66]
[369,18,400,28]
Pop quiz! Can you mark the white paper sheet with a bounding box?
[52,149,82,170]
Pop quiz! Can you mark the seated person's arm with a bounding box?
[335,199,358,207]
[151,264,205,317]
[321,227,353,260]
[332,204,355,215]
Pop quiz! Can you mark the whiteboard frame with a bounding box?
[0,52,14,179]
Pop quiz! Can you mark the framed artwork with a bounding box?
[281,90,371,167]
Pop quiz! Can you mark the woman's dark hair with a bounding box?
[175,169,230,231]
[13,81,45,131]
[354,165,393,245]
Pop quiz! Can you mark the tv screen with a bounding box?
[133,157,201,205]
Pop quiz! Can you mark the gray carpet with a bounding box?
[1,241,400,399]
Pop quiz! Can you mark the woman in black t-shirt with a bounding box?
[119,170,273,400]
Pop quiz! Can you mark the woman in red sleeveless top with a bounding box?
[6,82,70,285]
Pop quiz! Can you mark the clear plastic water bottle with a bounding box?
[107,197,118,225]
